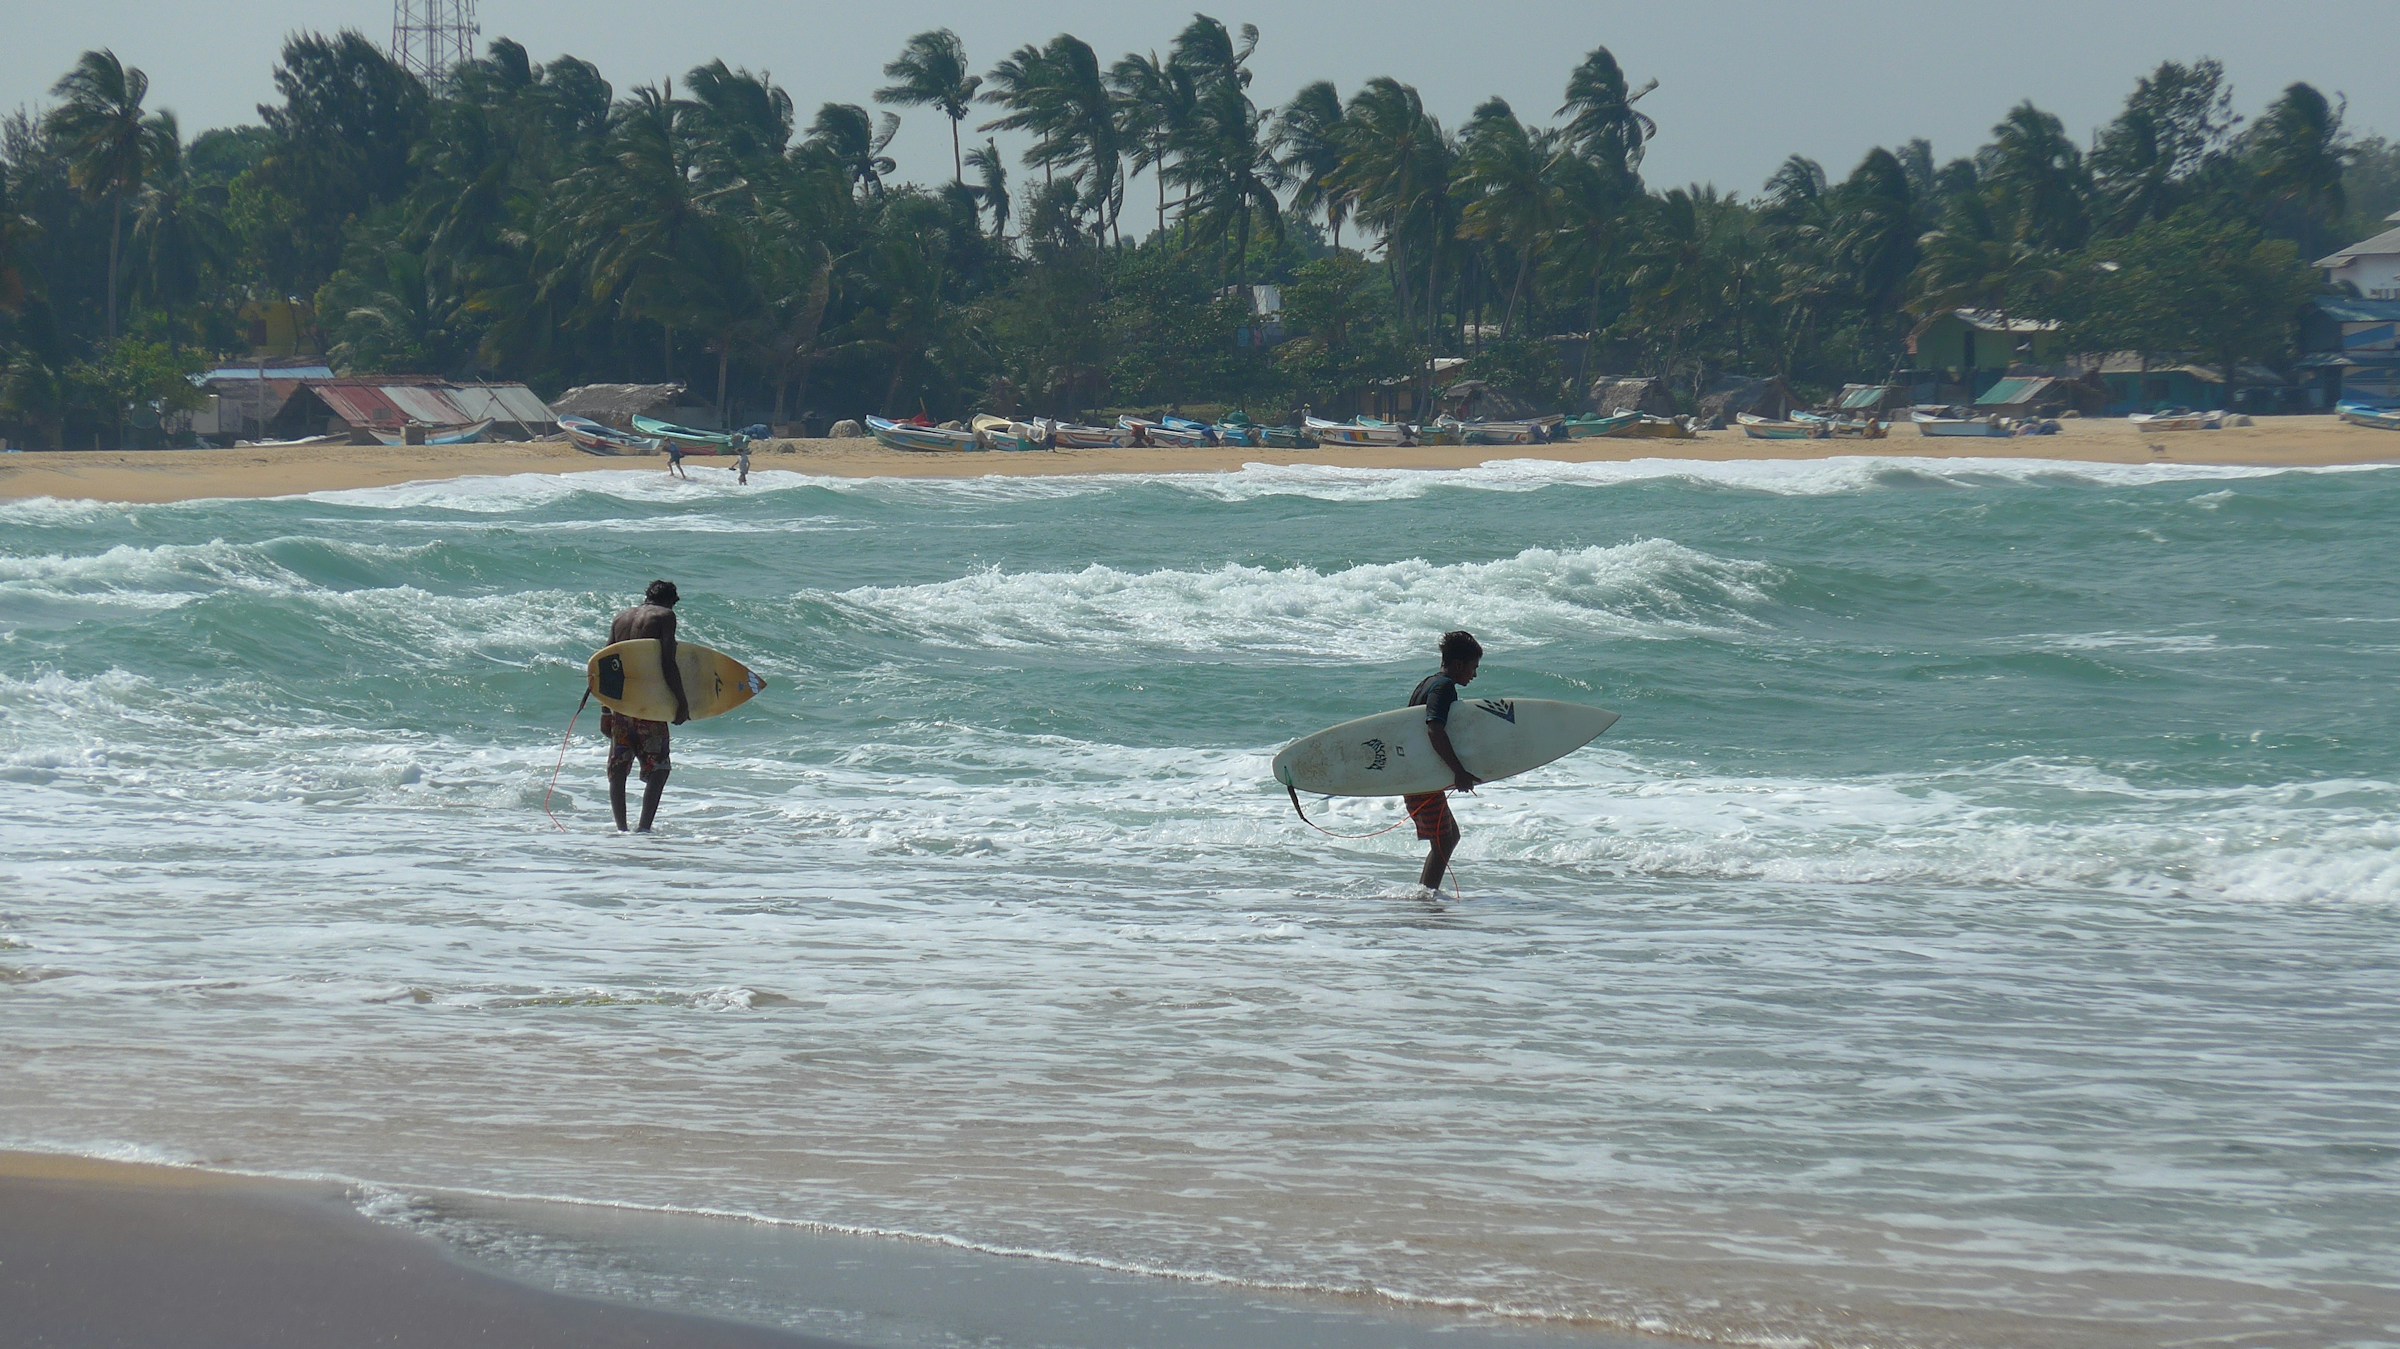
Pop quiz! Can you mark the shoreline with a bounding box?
[0,1149,1643,1349]
[3,415,2396,503]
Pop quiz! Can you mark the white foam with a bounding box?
[829,540,1776,656]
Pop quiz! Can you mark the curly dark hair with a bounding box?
[1440,629,1482,664]
[645,580,680,607]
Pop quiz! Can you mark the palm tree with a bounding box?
[1109,51,1194,239]
[876,30,980,184]
[1163,16,1278,282]
[981,35,1121,246]
[965,138,1011,240]
[806,103,899,198]
[46,49,173,342]
[1273,81,1350,250]
[1457,98,1566,336]
[1984,102,2088,252]
[1335,78,1455,390]
[685,60,795,185]
[126,115,233,337]
[2246,82,2349,255]
[1556,47,1657,181]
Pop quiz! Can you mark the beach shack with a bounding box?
[2296,297,2400,407]
[1583,375,1679,417]
[2318,211,2400,302]
[1698,375,1799,427]
[1908,310,2066,398]
[227,376,554,443]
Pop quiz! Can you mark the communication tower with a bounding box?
[390,0,480,82]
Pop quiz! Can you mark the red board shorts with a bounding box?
[1404,791,1457,842]
[602,709,672,781]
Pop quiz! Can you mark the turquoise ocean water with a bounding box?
[2,455,2396,1347]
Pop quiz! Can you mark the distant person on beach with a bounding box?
[1406,630,1483,891]
[665,443,689,480]
[734,439,752,485]
[604,580,690,832]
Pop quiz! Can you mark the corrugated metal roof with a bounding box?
[448,383,555,425]
[1838,384,1890,409]
[1977,376,2059,406]
[311,383,413,428]
[2317,226,2400,265]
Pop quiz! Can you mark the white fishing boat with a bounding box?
[1118,415,1213,447]
[1791,409,1888,439]
[1910,407,2014,438]
[2128,408,2225,431]
[1049,422,1131,448]
[971,414,1052,452]
[1737,413,1827,441]
[2337,402,2400,431]
[867,416,982,452]
[1302,416,1411,447]
[559,415,661,455]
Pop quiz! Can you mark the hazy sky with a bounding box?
[9,0,2393,205]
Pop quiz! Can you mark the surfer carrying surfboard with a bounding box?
[1405,630,1484,890]
[603,580,692,832]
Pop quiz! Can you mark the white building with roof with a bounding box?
[2319,211,2400,301]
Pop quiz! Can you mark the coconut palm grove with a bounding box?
[2,21,2396,446]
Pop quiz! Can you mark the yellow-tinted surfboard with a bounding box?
[587,639,765,722]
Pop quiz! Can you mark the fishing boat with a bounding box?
[367,418,495,447]
[1162,415,1225,445]
[1910,407,2014,438]
[559,415,661,455]
[1302,416,1412,448]
[970,414,1052,451]
[2337,401,2400,431]
[1209,422,1260,446]
[866,415,982,452]
[1604,414,1697,440]
[1557,411,1640,440]
[1049,422,1132,448]
[1737,413,1827,441]
[1791,409,1888,439]
[1252,424,1315,448]
[233,433,350,448]
[630,414,741,453]
[2128,407,2225,432]
[1118,415,1213,448]
[1430,416,1548,445]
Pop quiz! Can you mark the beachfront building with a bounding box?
[2318,211,2400,301]
[2061,353,2287,414]
[2296,297,2400,407]
[1905,310,2067,401]
[192,372,555,444]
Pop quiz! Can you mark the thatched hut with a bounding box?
[548,383,686,429]
[1697,375,1799,426]
[1583,376,1678,417]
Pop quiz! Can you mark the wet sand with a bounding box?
[3,416,2395,503]
[0,1151,851,1348]
[0,1151,1641,1349]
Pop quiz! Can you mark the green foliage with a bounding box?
[2064,208,2316,378]
[1,29,2382,438]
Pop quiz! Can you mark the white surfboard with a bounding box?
[1272,698,1619,797]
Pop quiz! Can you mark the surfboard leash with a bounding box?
[1285,785,1467,901]
[541,688,592,832]
[1284,784,1413,840]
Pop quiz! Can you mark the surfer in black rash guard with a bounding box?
[1405,630,1483,891]
[604,580,691,832]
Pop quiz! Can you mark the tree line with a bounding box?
[2,22,2395,447]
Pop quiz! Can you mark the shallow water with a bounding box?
[4,457,2397,1347]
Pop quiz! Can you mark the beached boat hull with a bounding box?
[1911,411,2014,438]
[2337,403,2400,431]
[1303,416,1410,448]
[2128,409,2225,432]
[1792,411,1888,439]
[1050,423,1131,448]
[1737,414,1825,441]
[560,416,661,455]
[369,418,495,447]
[1602,416,1696,440]
[1558,412,1640,440]
[630,414,741,452]
[1119,417,1213,447]
[867,416,982,452]
[971,415,1052,451]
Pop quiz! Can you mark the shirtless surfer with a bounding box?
[604,580,691,832]
[1404,630,1483,891]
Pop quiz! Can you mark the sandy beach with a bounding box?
[0,1151,851,1349]
[3,415,2395,502]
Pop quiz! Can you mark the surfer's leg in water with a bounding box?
[1406,791,1460,890]
[604,711,673,831]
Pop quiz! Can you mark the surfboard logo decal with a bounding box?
[1475,699,1517,723]
[1362,738,1387,771]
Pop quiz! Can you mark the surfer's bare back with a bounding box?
[604,580,691,832]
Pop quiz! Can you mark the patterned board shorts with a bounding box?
[1403,791,1457,842]
[602,709,672,781]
